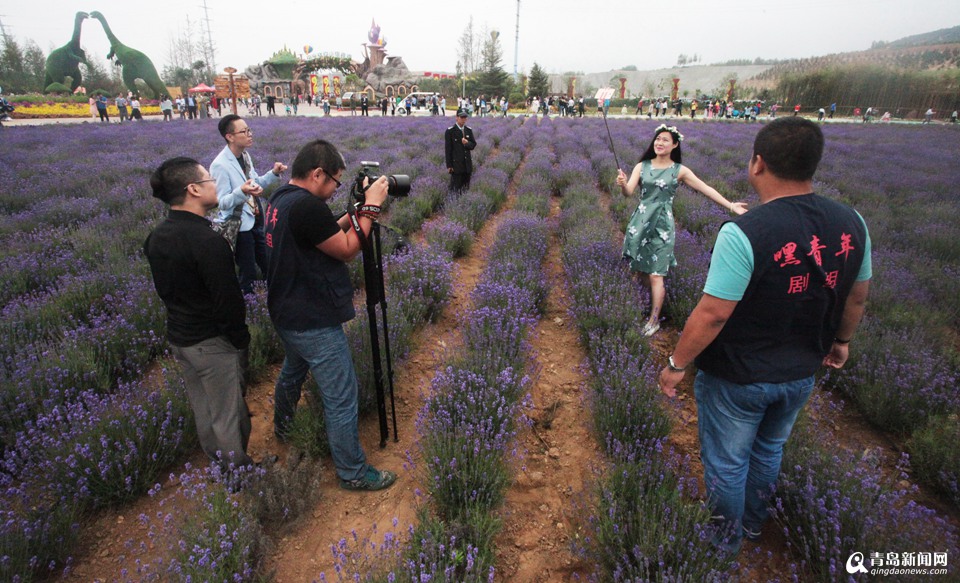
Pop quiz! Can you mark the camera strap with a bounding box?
[346,203,367,245]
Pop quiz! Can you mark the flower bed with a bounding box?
[2,117,959,580]
[11,102,162,118]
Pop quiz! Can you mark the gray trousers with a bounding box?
[171,337,253,468]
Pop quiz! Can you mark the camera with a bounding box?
[351,161,411,203]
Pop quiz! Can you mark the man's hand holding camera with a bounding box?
[362,176,389,207]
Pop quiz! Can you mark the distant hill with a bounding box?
[547,25,960,105]
[884,25,960,48]
[548,64,775,98]
[749,42,960,85]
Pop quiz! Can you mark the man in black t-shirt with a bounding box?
[144,157,255,471]
[264,140,397,491]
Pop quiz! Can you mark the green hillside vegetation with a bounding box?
[774,64,960,116]
[741,27,960,116]
[882,25,960,48]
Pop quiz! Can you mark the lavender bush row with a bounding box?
[319,515,496,583]
[827,316,959,434]
[349,246,455,412]
[663,229,713,330]
[0,274,164,444]
[482,212,550,310]
[410,201,548,577]
[554,156,732,579]
[586,333,672,451]
[510,140,555,218]
[0,118,470,579]
[423,218,474,258]
[131,465,268,583]
[379,173,447,237]
[0,373,194,580]
[559,185,649,356]
[773,394,959,582]
[418,367,529,517]
[907,414,960,508]
[443,167,510,233]
[589,438,731,582]
[132,451,324,582]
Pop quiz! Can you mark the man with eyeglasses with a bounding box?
[263,139,397,491]
[144,157,256,472]
[212,114,288,294]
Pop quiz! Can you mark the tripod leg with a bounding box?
[372,224,399,443]
[362,223,389,448]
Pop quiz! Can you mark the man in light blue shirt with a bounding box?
[211,114,287,293]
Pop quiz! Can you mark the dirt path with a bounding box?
[492,196,600,582]
[265,196,518,581]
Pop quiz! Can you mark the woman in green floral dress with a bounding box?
[617,124,748,337]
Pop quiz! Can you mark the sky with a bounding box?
[4,0,960,76]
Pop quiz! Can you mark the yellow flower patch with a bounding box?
[12,102,161,119]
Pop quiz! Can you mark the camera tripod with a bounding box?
[351,206,399,448]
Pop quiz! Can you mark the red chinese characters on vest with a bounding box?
[775,232,856,294]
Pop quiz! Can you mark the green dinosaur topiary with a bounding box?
[44,81,74,94]
[89,11,167,99]
[43,11,88,93]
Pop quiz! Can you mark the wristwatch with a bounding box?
[667,355,687,372]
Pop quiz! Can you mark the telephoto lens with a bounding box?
[385,175,411,197]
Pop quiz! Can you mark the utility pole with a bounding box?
[513,0,520,80]
[199,0,217,74]
[0,16,11,42]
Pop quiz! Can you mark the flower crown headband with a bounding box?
[655,124,684,142]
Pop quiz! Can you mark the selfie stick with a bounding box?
[601,102,622,172]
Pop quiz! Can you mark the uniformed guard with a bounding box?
[444,108,477,193]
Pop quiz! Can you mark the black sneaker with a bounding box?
[340,466,397,491]
[743,526,762,542]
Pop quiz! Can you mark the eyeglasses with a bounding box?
[184,178,216,190]
[319,168,342,189]
[231,128,253,136]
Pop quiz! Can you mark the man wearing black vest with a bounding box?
[444,108,477,193]
[264,139,397,491]
[659,117,871,555]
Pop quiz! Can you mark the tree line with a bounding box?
[774,63,960,115]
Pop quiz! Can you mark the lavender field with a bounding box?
[1,115,958,581]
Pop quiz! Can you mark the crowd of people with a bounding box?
[70,87,959,126]
[144,112,400,492]
[142,103,875,562]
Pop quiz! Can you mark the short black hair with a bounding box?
[290,140,346,180]
[150,157,203,206]
[753,117,823,181]
[218,114,242,139]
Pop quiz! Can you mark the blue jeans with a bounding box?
[274,325,367,481]
[694,370,814,554]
